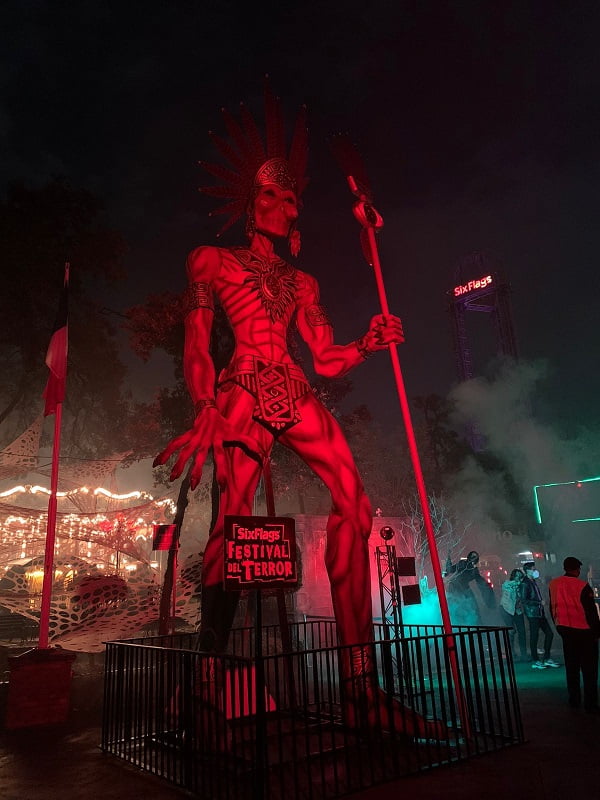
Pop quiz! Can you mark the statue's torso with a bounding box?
[213,247,307,364]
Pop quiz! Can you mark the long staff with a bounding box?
[331,137,471,736]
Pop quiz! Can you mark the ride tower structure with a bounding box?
[448,252,519,450]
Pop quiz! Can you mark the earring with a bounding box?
[245,215,256,240]
[288,226,301,257]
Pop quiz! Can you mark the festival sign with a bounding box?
[223,515,298,590]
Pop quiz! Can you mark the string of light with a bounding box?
[0,484,162,502]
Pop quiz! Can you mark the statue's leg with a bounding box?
[281,395,447,739]
[280,394,374,645]
[198,386,272,652]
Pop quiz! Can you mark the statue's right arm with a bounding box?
[153,247,224,489]
[182,246,221,407]
[296,272,404,378]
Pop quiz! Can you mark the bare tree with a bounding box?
[394,492,470,583]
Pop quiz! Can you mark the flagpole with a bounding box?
[38,402,63,649]
[38,262,69,649]
[5,264,77,729]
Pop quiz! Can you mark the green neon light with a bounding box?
[533,475,600,525]
[572,518,600,523]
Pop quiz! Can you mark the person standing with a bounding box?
[519,561,560,669]
[500,568,527,660]
[444,550,495,625]
[549,556,600,712]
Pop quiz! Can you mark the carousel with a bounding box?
[0,417,202,651]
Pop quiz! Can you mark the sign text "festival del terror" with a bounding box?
[223,515,298,590]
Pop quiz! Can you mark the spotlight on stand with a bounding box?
[380,525,395,541]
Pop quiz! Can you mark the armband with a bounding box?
[184,282,214,316]
[194,398,217,415]
[355,335,373,360]
[305,304,331,327]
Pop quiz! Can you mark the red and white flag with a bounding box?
[42,263,69,416]
[152,524,178,551]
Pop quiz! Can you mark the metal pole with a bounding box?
[262,458,297,705]
[253,587,266,800]
[171,546,178,635]
[38,402,63,649]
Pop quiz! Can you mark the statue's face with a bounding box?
[253,183,298,238]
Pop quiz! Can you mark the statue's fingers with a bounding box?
[382,321,404,342]
[169,440,203,482]
[210,438,231,488]
[380,335,402,346]
[153,446,174,468]
[152,451,168,468]
[212,437,225,470]
[189,448,209,490]
[152,433,190,467]
[380,316,402,329]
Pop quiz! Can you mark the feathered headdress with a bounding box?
[199,79,308,239]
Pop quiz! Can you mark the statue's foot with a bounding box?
[344,686,447,741]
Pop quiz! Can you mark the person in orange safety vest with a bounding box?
[549,556,600,713]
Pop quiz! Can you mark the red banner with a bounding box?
[152,524,178,551]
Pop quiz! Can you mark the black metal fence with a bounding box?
[102,621,524,799]
[0,610,39,644]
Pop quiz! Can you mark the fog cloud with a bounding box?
[447,358,600,567]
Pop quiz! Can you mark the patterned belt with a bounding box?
[218,356,311,434]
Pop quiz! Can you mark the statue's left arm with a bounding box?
[296,273,404,378]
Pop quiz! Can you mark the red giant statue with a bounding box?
[154,85,444,738]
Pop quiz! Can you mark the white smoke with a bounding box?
[446,358,600,568]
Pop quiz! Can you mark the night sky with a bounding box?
[3,1,599,438]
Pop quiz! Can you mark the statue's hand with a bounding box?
[153,407,223,489]
[153,407,260,490]
[357,314,404,357]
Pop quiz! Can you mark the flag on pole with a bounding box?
[43,264,69,417]
[152,524,178,551]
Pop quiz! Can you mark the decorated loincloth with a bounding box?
[218,356,312,435]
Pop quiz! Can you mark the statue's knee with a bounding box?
[332,484,371,518]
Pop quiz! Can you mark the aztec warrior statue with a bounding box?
[154,84,445,739]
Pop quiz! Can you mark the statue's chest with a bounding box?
[219,249,299,323]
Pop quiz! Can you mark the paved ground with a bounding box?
[0,646,598,800]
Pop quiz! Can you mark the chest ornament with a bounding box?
[232,248,298,322]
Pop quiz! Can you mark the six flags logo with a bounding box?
[453,274,493,297]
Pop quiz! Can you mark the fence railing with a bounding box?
[0,612,39,644]
[102,621,524,799]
